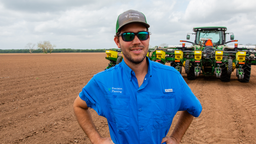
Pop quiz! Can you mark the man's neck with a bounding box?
[126,58,148,74]
[124,58,148,87]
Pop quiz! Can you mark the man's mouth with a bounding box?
[131,48,143,54]
[131,49,142,51]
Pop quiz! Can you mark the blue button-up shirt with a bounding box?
[79,58,202,144]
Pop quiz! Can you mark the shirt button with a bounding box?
[140,128,144,131]
[145,78,147,80]
[139,108,142,112]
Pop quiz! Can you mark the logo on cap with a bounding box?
[125,13,140,19]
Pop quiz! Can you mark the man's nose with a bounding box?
[132,35,141,44]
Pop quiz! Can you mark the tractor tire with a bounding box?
[227,59,233,75]
[116,56,122,64]
[185,60,190,74]
[220,66,231,82]
[187,65,196,80]
[238,64,251,83]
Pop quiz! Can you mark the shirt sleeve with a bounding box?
[79,76,105,116]
[178,75,202,117]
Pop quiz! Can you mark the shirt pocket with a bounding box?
[152,111,173,129]
[150,93,176,112]
[106,94,130,130]
[150,93,176,130]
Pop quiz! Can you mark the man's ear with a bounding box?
[114,36,121,48]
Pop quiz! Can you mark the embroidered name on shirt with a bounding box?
[165,89,173,92]
[110,87,123,94]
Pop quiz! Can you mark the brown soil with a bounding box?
[0,53,255,144]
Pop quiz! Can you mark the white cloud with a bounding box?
[181,0,256,44]
[184,0,256,23]
[0,0,255,49]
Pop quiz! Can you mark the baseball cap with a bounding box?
[116,9,150,33]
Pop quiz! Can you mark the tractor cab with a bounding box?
[193,26,227,46]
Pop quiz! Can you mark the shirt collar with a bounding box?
[120,57,153,80]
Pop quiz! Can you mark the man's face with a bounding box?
[114,23,150,64]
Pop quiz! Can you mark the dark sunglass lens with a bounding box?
[137,32,149,41]
[122,32,135,41]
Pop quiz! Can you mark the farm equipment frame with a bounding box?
[105,26,256,82]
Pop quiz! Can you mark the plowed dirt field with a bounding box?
[1,53,256,144]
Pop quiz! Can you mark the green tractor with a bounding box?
[154,26,256,82]
[104,26,256,82]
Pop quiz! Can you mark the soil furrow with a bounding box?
[1,54,255,144]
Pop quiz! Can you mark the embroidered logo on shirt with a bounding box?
[165,89,173,92]
[109,87,123,94]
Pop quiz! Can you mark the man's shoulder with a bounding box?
[93,64,122,79]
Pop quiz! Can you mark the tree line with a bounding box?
[0,48,117,53]
[1,39,158,53]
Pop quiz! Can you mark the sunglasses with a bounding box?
[119,31,150,42]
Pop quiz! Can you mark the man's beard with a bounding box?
[121,45,147,64]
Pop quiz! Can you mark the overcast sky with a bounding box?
[0,0,256,49]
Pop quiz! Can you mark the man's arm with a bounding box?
[161,111,194,144]
[73,96,113,144]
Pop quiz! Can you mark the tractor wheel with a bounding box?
[227,59,233,75]
[116,56,122,64]
[220,66,231,82]
[187,65,196,80]
[238,64,251,82]
[185,60,190,74]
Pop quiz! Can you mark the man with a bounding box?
[73,9,202,144]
